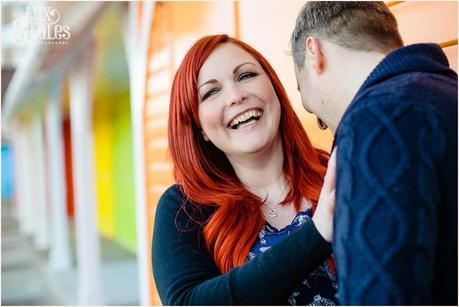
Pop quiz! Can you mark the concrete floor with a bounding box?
[1,199,140,305]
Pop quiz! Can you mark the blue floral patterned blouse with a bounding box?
[248,209,338,305]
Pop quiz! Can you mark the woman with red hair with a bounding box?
[152,34,337,305]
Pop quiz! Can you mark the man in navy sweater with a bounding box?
[291,2,457,305]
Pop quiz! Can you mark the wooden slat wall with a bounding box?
[143,3,173,305]
[143,2,236,304]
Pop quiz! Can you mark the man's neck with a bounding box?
[327,48,387,134]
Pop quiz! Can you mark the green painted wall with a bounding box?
[113,91,137,252]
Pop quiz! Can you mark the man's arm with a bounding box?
[333,101,447,304]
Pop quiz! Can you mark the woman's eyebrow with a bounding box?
[233,62,256,74]
[198,79,218,90]
[198,62,256,89]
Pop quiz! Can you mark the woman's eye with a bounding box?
[238,72,257,81]
[202,88,220,101]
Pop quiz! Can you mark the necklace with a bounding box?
[267,207,278,218]
[263,183,289,219]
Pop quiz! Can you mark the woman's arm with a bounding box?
[152,185,331,305]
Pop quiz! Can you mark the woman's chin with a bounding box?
[232,135,277,156]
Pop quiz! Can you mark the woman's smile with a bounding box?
[197,42,281,157]
[227,108,263,130]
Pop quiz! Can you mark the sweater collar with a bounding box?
[358,43,456,92]
[331,43,456,150]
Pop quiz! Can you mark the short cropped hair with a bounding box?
[291,1,404,68]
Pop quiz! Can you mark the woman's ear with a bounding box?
[306,37,324,73]
[202,130,210,142]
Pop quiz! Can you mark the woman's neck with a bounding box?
[227,136,287,199]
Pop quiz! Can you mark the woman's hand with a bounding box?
[312,148,337,243]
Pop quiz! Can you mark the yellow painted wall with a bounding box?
[94,114,116,238]
[93,5,136,246]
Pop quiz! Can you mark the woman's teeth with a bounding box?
[229,110,263,129]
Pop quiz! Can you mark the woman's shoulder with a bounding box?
[158,184,183,205]
[157,184,187,215]
[156,184,215,226]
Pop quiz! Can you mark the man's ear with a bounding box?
[305,37,324,73]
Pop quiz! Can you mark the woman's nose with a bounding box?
[227,85,248,106]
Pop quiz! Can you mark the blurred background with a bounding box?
[1,1,457,305]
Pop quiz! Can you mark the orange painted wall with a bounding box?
[144,4,171,305]
[144,2,457,304]
[144,3,236,304]
[390,1,458,72]
[238,0,333,151]
[237,0,458,151]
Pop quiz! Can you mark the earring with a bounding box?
[317,117,328,130]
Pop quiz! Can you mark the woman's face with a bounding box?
[197,42,281,158]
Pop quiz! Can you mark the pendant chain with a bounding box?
[263,183,289,219]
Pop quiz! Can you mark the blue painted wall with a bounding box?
[2,143,15,200]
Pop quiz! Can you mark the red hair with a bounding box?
[168,34,329,273]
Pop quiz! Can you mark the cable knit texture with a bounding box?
[332,43,458,305]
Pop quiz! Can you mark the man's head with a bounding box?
[291,1,403,131]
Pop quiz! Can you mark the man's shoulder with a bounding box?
[359,70,456,105]
[335,88,456,177]
[341,71,457,131]
[385,71,457,107]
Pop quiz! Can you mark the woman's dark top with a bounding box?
[152,184,333,305]
[248,209,337,305]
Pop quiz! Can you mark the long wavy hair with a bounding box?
[168,34,329,273]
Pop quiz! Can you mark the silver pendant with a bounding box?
[267,208,278,218]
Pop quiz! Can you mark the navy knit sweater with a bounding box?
[332,43,458,305]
